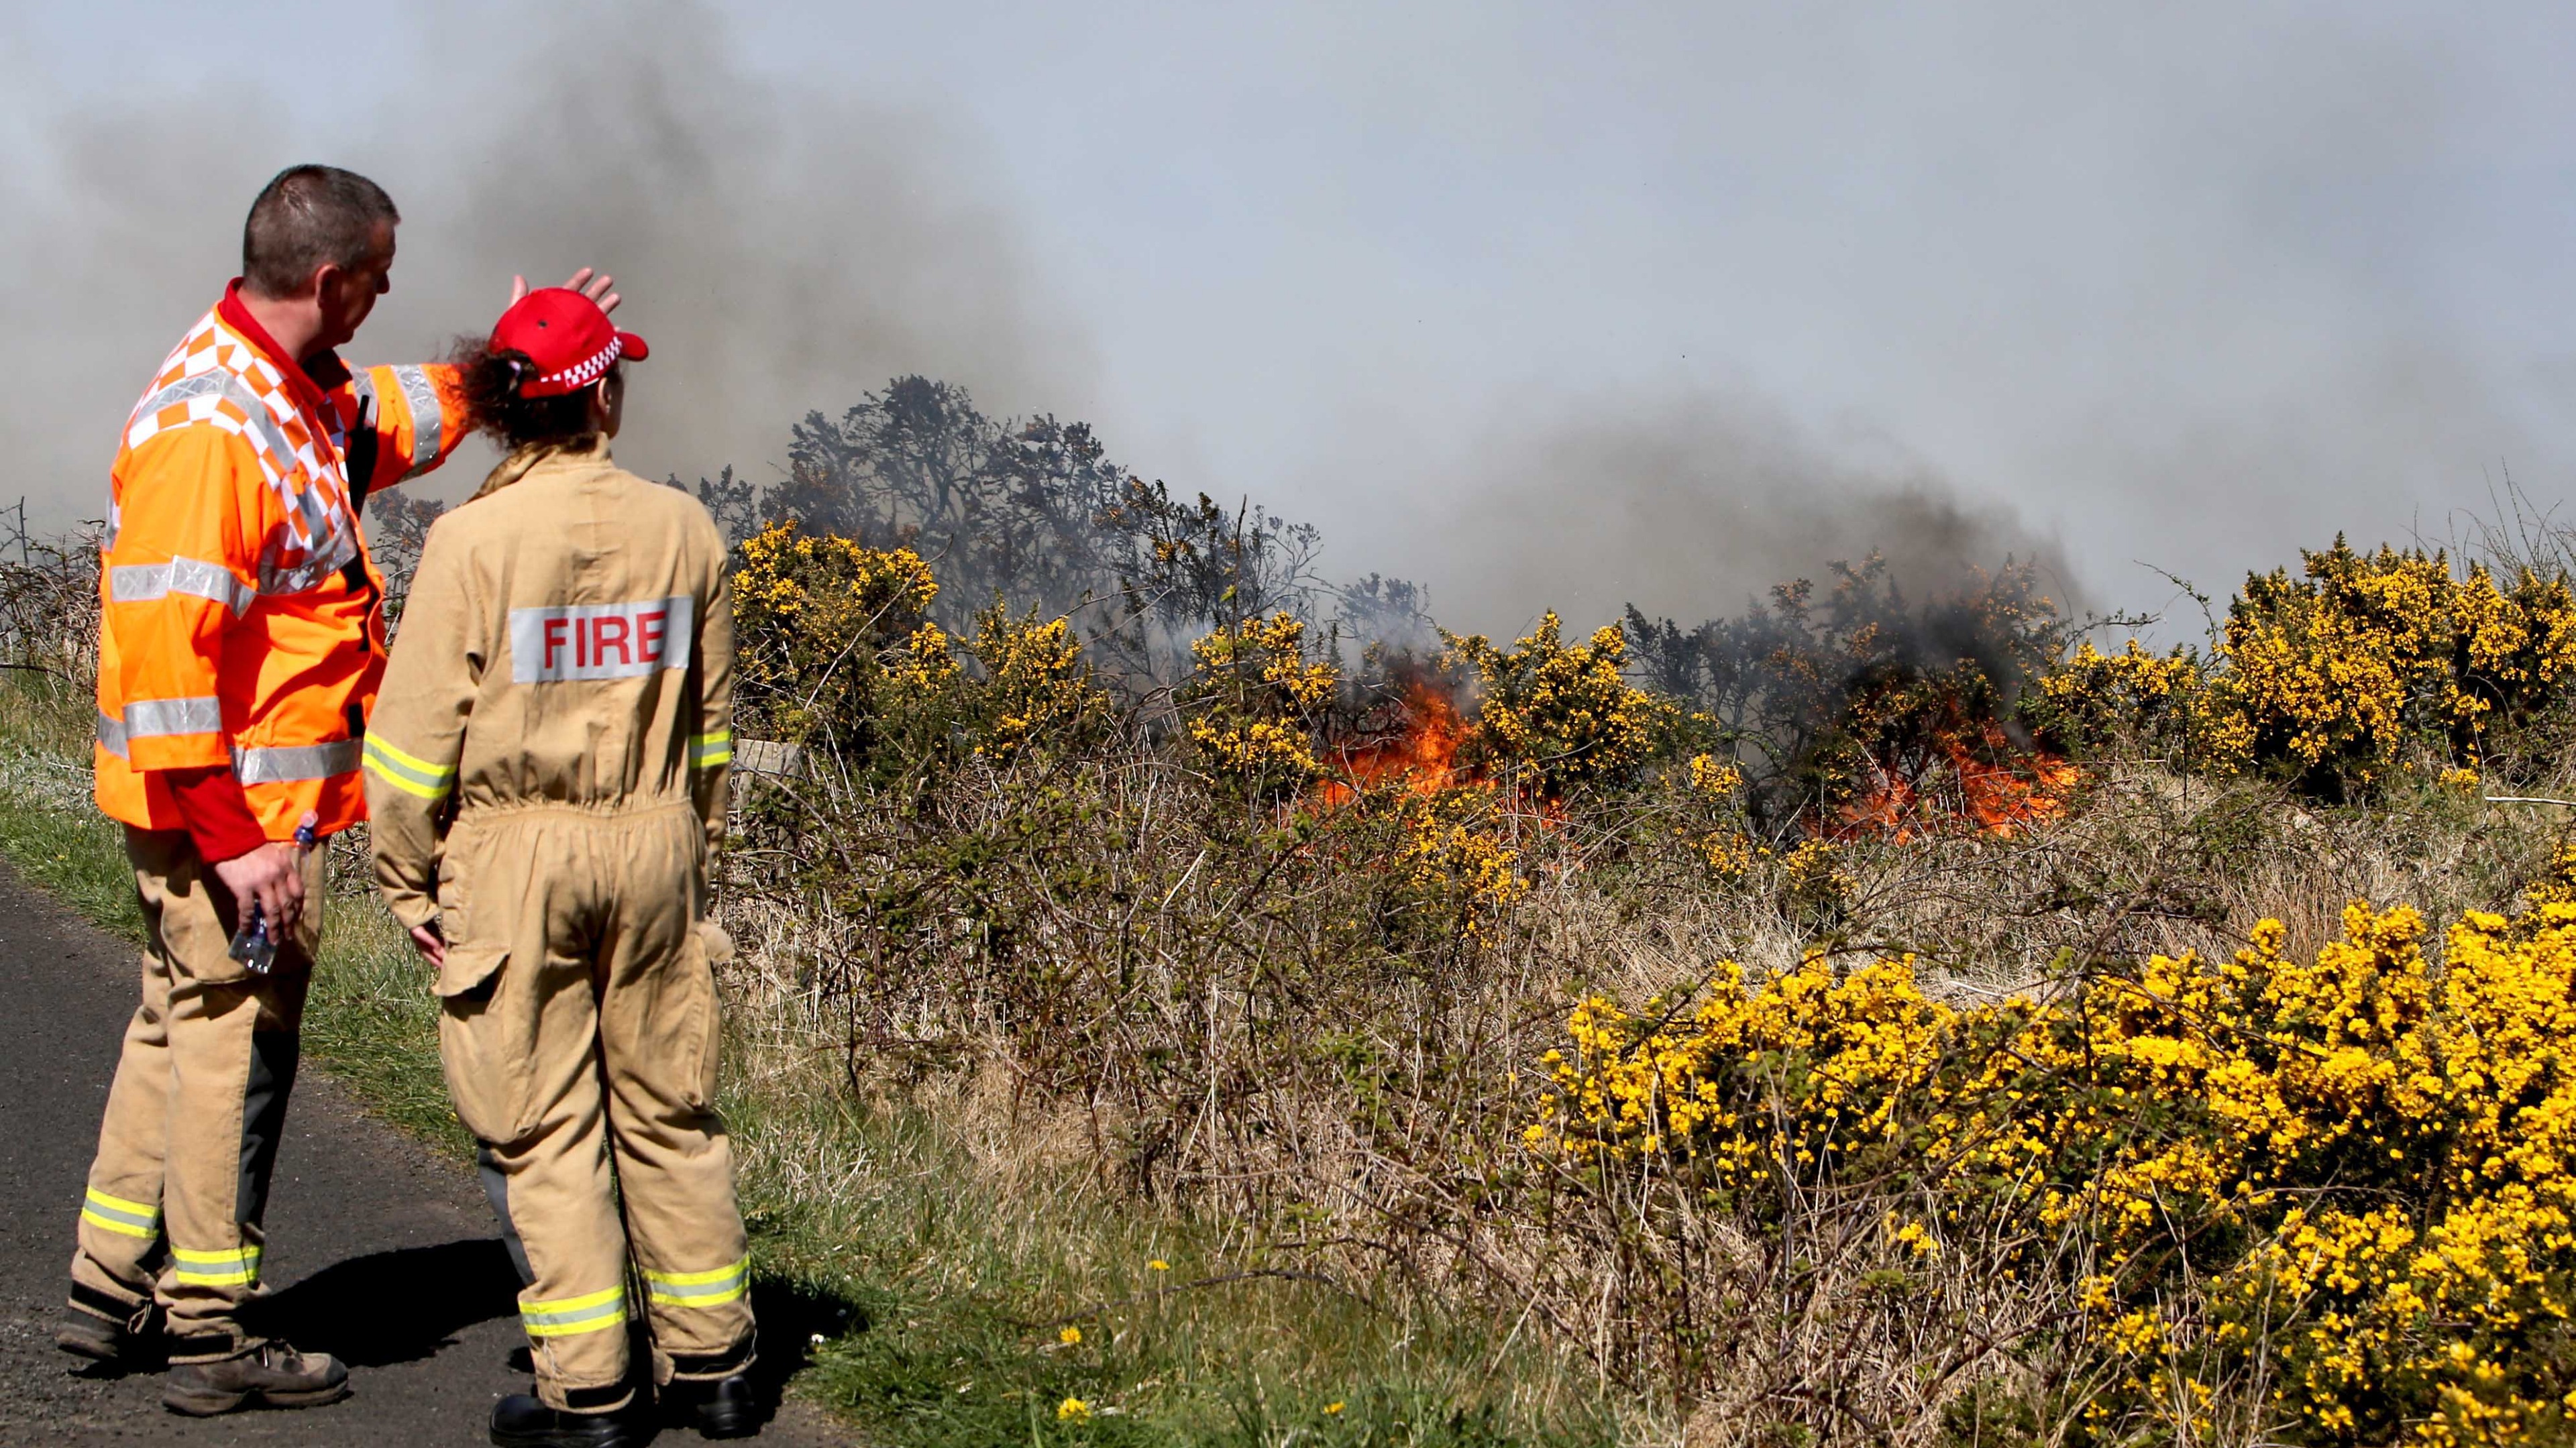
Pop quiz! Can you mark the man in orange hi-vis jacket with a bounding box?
[63,162,621,1418]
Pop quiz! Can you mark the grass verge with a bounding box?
[0,677,1631,1448]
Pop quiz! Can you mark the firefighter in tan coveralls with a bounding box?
[363,286,755,1448]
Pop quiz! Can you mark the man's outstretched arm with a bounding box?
[350,270,623,498]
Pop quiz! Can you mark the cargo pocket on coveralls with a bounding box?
[434,943,535,1145]
[678,922,734,1111]
[164,846,258,987]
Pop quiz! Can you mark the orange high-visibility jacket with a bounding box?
[94,292,468,838]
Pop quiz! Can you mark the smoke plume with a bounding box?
[9,2,2573,647]
[0,0,1089,526]
[1413,390,2078,638]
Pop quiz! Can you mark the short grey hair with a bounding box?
[241,165,400,298]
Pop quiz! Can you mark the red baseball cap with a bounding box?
[490,287,649,398]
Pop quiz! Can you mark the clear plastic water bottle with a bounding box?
[227,818,319,974]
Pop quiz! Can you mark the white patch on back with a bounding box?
[508,596,695,682]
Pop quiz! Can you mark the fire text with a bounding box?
[508,596,697,683]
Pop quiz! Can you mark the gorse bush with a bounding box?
[1179,612,1339,801]
[2218,539,2576,793]
[956,604,1111,766]
[730,519,941,753]
[2035,539,2576,799]
[2031,637,2218,763]
[1531,880,2576,1445]
[1443,612,1668,799]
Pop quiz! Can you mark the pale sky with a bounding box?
[7,2,2575,637]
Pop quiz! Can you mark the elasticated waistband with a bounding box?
[451,797,700,828]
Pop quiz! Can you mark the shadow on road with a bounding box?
[232,1241,857,1431]
[247,1238,521,1368]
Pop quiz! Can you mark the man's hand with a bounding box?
[407,922,447,969]
[212,842,304,936]
[509,267,620,316]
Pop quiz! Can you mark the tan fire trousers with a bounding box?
[71,827,324,1361]
[435,802,753,1412]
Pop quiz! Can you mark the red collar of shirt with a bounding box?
[216,280,352,428]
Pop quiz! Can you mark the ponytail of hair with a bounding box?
[449,335,612,453]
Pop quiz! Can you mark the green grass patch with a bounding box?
[297,881,472,1153]
[724,1074,1622,1447]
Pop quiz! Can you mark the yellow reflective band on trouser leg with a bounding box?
[688,730,733,768]
[643,1256,749,1309]
[169,1243,261,1287]
[79,1187,160,1240]
[521,1286,629,1337]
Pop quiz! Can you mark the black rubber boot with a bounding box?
[161,1340,350,1415]
[490,1392,644,1448]
[665,1372,761,1438]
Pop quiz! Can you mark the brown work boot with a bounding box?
[56,1294,161,1368]
[57,1278,159,1360]
[57,1308,158,1368]
[161,1339,350,1415]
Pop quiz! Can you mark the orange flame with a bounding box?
[1312,683,1474,809]
[1832,721,2078,842]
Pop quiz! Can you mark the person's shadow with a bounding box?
[244,1237,859,1429]
[246,1238,521,1366]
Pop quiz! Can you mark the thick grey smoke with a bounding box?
[0,77,292,530]
[1118,3,2576,641]
[7,1,2573,651]
[1401,392,2077,639]
[367,0,1091,500]
[0,0,1089,525]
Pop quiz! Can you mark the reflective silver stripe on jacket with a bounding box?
[107,556,254,616]
[343,366,378,453]
[390,366,444,478]
[127,369,356,598]
[96,711,126,758]
[120,697,223,739]
[231,739,362,784]
[127,373,300,472]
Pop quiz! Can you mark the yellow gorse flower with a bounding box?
[1531,894,2576,1443]
[2043,540,2576,793]
[1181,612,1338,796]
[1396,795,1526,932]
[963,607,1107,765]
[729,520,941,744]
[1442,612,1666,796]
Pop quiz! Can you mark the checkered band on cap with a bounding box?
[525,335,623,396]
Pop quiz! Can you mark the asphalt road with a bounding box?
[0,860,847,1446]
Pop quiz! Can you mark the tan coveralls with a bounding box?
[72,838,324,1356]
[74,297,465,1363]
[363,440,747,1412]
